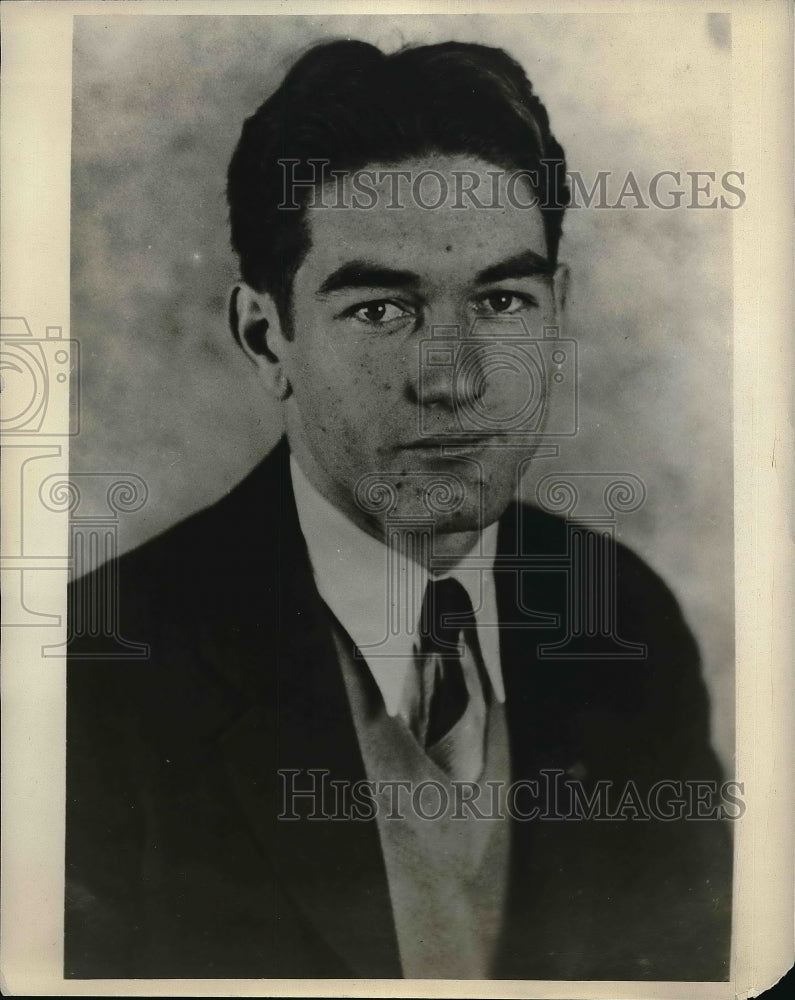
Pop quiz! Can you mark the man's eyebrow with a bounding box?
[474,250,555,284]
[317,261,421,296]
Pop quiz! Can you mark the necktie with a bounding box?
[415,577,487,779]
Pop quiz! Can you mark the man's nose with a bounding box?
[407,307,486,410]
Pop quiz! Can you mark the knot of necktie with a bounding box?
[417,577,476,748]
[419,576,477,658]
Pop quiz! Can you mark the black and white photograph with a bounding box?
[1,2,793,996]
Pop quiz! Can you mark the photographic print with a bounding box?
[1,2,792,996]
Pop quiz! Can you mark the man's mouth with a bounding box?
[401,434,495,449]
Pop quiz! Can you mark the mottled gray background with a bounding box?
[71,13,734,768]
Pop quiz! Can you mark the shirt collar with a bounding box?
[290,455,505,715]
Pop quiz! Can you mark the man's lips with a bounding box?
[400,435,495,449]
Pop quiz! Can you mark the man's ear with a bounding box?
[553,263,570,316]
[228,283,292,400]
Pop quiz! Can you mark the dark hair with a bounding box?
[227,39,569,322]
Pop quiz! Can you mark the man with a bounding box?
[65,39,732,981]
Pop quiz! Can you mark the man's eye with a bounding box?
[349,301,411,325]
[475,292,537,315]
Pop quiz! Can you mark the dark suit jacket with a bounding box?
[65,439,732,980]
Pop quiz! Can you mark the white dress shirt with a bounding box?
[290,455,505,722]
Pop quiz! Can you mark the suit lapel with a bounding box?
[493,501,564,978]
[208,440,400,977]
[494,501,606,980]
[496,499,572,772]
[496,501,543,774]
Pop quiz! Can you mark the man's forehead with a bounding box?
[301,155,548,280]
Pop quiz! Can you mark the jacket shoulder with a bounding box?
[511,499,683,610]
[68,442,288,623]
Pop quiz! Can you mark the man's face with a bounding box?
[278,155,561,539]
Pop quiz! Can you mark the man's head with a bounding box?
[227,40,570,546]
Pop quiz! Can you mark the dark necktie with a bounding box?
[417,576,477,749]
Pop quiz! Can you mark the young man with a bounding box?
[65,40,732,981]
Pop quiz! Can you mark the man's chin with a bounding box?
[348,457,516,537]
[380,493,512,536]
[431,499,511,536]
